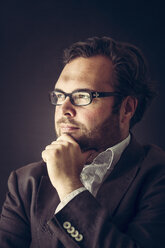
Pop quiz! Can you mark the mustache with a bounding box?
[56,117,85,129]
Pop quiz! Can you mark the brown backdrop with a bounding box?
[0,0,165,209]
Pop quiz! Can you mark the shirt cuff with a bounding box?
[55,187,87,214]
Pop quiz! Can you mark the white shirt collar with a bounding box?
[80,134,131,196]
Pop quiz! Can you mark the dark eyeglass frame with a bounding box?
[49,89,122,106]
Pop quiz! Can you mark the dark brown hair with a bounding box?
[63,36,156,128]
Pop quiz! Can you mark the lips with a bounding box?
[60,124,79,133]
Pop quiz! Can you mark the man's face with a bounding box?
[54,55,124,152]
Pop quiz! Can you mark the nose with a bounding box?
[61,96,76,117]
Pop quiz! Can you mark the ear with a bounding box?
[119,96,138,125]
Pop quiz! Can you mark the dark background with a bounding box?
[0,0,165,210]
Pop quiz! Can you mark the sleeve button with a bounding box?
[63,221,71,229]
[71,230,79,238]
[75,234,83,242]
[67,226,75,234]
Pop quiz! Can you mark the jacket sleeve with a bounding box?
[47,170,165,248]
[0,171,31,248]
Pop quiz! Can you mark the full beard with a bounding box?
[55,113,122,152]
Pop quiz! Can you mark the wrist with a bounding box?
[57,181,84,201]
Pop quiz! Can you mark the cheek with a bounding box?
[54,107,60,120]
[80,107,110,129]
[82,112,96,128]
[54,108,60,128]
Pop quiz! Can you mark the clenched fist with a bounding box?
[42,134,95,200]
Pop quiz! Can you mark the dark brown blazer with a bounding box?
[1,136,165,248]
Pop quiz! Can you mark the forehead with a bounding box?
[55,55,114,92]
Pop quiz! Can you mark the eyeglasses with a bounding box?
[49,89,122,106]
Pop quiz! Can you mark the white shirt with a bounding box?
[55,134,130,213]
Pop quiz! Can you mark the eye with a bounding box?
[71,92,91,105]
[55,92,65,99]
[73,92,90,99]
[79,94,89,99]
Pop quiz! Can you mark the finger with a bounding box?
[52,135,80,151]
[56,134,78,145]
[50,135,76,146]
[42,150,47,162]
[46,141,68,150]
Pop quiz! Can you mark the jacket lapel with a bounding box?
[96,136,145,216]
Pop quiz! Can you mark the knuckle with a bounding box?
[45,145,50,150]
[74,142,79,148]
[51,141,56,144]
[49,148,59,158]
[42,149,47,155]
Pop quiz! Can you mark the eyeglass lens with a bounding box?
[51,91,91,106]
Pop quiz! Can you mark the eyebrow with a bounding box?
[54,87,96,93]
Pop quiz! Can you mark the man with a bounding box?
[0,36,165,248]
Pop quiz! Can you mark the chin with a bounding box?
[60,131,81,139]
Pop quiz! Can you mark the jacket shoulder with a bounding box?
[7,160,48,200]
[143,144,165,165]
[15,160,47,178]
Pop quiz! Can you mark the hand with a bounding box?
[42,134,95,200]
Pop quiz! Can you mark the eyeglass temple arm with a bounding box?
[92,92,122,98]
